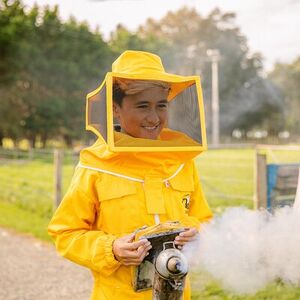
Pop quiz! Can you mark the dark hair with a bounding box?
[113,83,125,106]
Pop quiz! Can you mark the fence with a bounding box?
[1,145,300,217]
[197,149,254,211]
[254,145,300,211]
[0,148,77,217]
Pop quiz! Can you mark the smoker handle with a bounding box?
[162,241,176,250]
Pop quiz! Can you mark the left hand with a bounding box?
[174,227,198,249]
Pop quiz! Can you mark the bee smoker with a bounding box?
[152,241,188,300]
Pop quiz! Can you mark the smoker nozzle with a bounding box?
[167,257,184,274]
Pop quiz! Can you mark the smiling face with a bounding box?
[113,86,169,140]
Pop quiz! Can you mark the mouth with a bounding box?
[142,124,160,131]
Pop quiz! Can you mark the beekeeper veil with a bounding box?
[86,50,207,152]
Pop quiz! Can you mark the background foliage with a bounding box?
[0,0,299,147]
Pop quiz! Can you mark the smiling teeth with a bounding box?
[144,126,157,130]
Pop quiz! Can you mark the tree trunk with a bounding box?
[29,135,36,149]
[64,135,73,148]
[41,133,48,149]
[0,130,3,147]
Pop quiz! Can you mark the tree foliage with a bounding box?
[0,0,112,147]
[137,7,284,135]
[269,57,300,135]
[0,2,290,147]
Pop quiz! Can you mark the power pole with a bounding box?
[207,49,220,146]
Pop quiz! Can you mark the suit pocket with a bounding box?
[95,174,144,234]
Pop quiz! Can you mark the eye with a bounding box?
[157,102,168,109]
[136,104,148,109]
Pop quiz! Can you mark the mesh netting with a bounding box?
[168,84,202,144]
[87,85,107,141]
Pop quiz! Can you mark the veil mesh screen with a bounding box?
[87,85,107,141]
[168,84,202,144]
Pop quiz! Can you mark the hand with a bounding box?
[174,227,199,249]
[112,233,152,266]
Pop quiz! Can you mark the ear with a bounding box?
[113,102,121,118]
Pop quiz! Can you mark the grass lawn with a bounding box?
[0,201,51,242]
[1,148,300,299]
[191,279,300,300]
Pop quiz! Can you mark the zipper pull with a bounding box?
[164,180,170,188]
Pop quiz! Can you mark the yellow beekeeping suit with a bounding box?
[48,130,212,299]
[49,50,212,299]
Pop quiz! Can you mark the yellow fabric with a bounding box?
[114,128,201,148]
[80,128,202,180]
[144,175,165,214]
[110,50,196,100]
[48,131,212,299]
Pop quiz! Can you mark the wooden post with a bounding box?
[54,149,63,209]
[255,152,267,209]
[28,148,33,160]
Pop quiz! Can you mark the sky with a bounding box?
[23,0,300,71]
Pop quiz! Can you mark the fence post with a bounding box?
[54,149,63,209]
[28,148,33,160]
[255,152,267,209]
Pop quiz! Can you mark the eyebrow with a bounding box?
[135,99,168,105]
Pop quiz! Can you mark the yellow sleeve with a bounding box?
[179,161,213,229]
[48,168,120,276]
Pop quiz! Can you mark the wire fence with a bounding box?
[196,150,254,211]
[0,148,77,217]
[0,146,299,216]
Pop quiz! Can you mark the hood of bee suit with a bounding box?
[79,128,203,180]
[85,50,207,155]
[111,50,196,100]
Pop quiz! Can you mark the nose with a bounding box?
[146,109,160,125]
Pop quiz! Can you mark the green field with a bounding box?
[1,148,300,299]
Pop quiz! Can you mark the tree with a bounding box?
[269,58,300,136]
[109,23,170,63]
[0,1,113,147]
[0,0,36,145]
[138,7,284,137]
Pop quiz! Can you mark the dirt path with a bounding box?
[0,227,92,300]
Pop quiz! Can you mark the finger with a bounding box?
[178,234,198,240]
[121,250,141,259]
[137,244,152,258]
[128,243,152,259]
[121,244,150,259]
[179,228,198,237]
[123,243,151,261]
[126,239,150,251]
[123,252,150,266]
[174,238,185,245]
[174,240,186,246]
[174,237,197,246]
[119,241,147,254]
[123,260,143,266]
[122,233,136,243]
[175,235,197,243]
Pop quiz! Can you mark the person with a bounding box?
[48,50,212,300]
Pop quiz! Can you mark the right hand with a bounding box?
[112,233,152,266]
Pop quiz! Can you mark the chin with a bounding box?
[127,128,162,140]
[145,135,159,140]
[141,130,161,140]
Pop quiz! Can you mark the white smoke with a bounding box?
[184,187,300,294]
